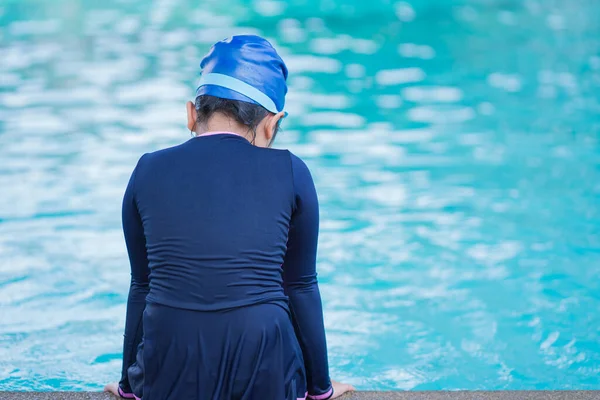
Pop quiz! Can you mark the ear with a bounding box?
[186,101,197,131]
[265,111,285,141]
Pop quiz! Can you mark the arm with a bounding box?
[283,154,333,400]
[118,159,150,397]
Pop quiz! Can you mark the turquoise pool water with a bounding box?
[1,0,600,392]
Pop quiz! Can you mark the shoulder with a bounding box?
[287,151,317,204]
[253,147,308,178]
[134,141,191,170]
[144,141,189,161]
[130,142,191,189]
[288,151,314,182]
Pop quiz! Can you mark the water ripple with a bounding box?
[1,0,599,392]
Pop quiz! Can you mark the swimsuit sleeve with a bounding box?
[118,156,150,396]
[283,153,333,400]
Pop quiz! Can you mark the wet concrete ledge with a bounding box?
[1,392,600,400]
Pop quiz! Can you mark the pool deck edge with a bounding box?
[1,392,600,400]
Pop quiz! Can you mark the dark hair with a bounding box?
[194,95,279,144]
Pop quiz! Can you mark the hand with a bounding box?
[330,379,356,399]
[104,382,120,397]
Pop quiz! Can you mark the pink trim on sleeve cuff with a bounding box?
[308,387,334,400]
[118,387,136,399]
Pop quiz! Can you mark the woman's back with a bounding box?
[109,35,354,400]
[131,133,296,311]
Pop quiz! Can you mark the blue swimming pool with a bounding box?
[1,0,600,392]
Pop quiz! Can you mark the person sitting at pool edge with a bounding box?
[103,35,355,400]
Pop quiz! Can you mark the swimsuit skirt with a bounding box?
[126,302,308,400]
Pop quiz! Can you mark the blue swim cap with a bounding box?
[196,35,288,115]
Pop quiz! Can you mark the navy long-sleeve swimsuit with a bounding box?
[117,132,333,400]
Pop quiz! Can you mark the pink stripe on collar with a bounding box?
[195,131,244,138]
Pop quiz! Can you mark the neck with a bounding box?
[194,114,252,141]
